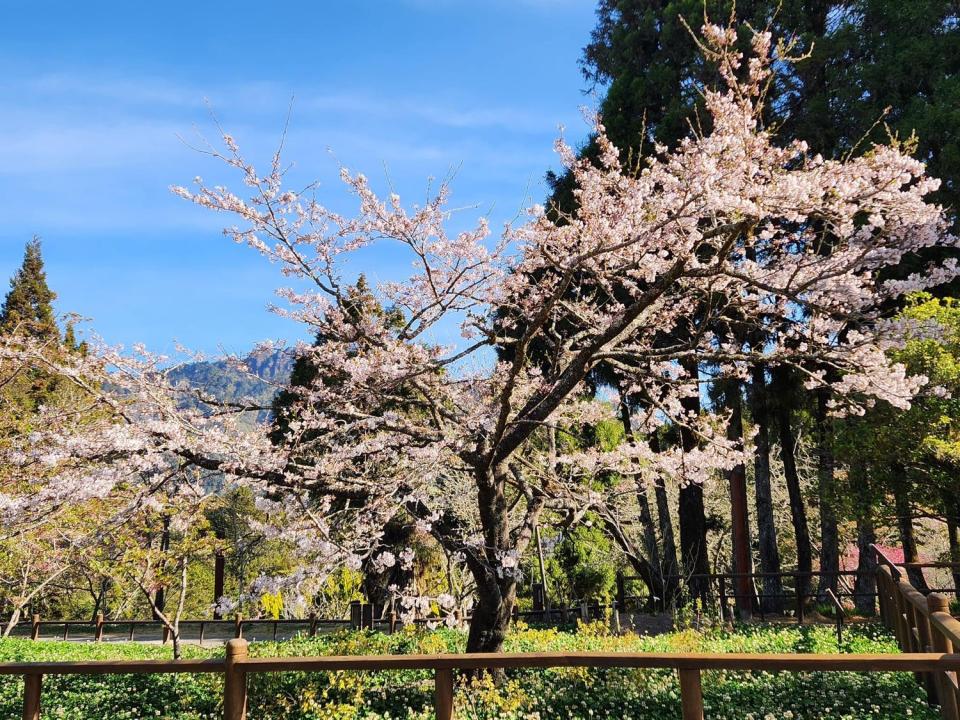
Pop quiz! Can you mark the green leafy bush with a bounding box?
[0,624,937,719]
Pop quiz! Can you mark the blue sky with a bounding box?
[0,0,599,356]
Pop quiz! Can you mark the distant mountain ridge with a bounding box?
[168,348,295,424]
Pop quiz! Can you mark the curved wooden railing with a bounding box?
[3,638,960,720]
[874,543,960,719]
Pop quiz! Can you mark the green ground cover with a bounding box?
[0,623,936,719]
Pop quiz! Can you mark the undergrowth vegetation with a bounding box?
[0,623,936,719]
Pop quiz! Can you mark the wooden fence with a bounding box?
[874,544,960,718]
[20,599,623,645]
[4,638,960,720]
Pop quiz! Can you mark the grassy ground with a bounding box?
[0,622,938,719]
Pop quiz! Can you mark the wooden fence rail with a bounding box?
[874,544,960,719]
[3,639,960,720]
[20,601,621,645]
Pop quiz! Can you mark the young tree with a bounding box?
[4,24,957,654]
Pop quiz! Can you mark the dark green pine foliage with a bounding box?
[268,276,416,606]
[554,1,960,224]
[1,237,58,340]
[270,275,399,444]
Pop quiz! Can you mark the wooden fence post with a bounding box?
[234,613,243,640]
[30,615,40,641]
[95,613,104,643]
[223,638,248,720]
[876,566,888,627]
[927,594,960,720]
[22,673,41,720]
[914,594,937,704]
[435,667,454,720]
[678,668,704,720]
[893,581,909,650]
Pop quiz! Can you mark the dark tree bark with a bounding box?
[464,463,536,655]
[725,380,753,619]
[853,516,877,615]
[599,510,665,606]
[772,366,813,599]
[678,359,709,604]
[616,387,667,603]
[892,466,929,592]
[751,365,784,613]
[851,462,877,615]
[213,551,225,619]
[814,387,840,600]
[853,515,878,615]
[154,514,171,617]
[654,476,680,605]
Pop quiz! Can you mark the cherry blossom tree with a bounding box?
[2,23,957,653]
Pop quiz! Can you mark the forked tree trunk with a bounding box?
[654,477,680,605]
[617,387,667,604]
[751,365,784,613]
[772,367,813,600]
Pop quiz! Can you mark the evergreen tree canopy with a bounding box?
[1,237,58,340]
[553,0,960,231]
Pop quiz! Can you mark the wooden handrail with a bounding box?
[230,650,960,673]
[0,658,225,675]
[872,544,904,580]
[876,556,960,719]
[2,644,959,720]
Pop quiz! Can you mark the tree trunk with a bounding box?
[814,387,840,600]
[853,513,878,615]
[465,463,520,655]
[893,467,928,591]
[772,366,813,600]
[649,432,680,606]
[213,551,225,619]
[599,513,664,605]
[617,387,667,603]
[751,365,784,613]
[154,515,171,616]
[466,575,514,653]
[2,607,21,638]
[725,381,753,620]
[677,359,709,605]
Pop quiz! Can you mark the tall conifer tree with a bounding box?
[1,237,58,340]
